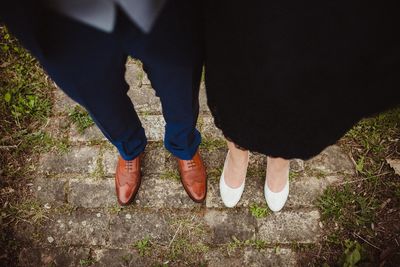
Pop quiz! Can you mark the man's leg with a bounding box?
[122,0,207,202]
[4,9,146,205]
[34,12,146,161]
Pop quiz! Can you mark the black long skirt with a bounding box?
[205,0,400,159]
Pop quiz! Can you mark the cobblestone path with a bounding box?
[20,59,355,266]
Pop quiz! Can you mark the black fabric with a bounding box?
[205,0,400,160]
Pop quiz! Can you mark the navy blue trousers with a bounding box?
[2,0,204,160]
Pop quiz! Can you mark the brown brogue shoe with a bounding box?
[115,155,142,206]
[177,150,207,203]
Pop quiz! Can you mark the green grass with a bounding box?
[68,105,94,134]
[6,200,49,226]
[1,28,51,127]
[1,28,55,267]
[165,216,209,264]
[108,205,123,214]
[317,184,378,230]
[249,203,270,219]
[133,236,152,256]
[304,108,400,266]
[338,239,365,267]
[168,237,209,260]
[226,236,268,255]
[91,149,106,179]
[1,26,54,176]
[120,254,132,265]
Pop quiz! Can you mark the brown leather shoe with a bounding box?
[177,150,207,203]
[115,154,142,206]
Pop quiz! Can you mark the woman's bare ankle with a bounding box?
[266,156,290,192]
[224,140,249,188]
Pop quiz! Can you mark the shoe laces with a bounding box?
[125,160,135,172]
[187,159,196,169]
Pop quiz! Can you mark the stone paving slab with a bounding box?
[38,146,100,175]
[124,59,142,88]
[126,83,209,116]
[257,210,321,243]
[69,124,105,143]
[18,247,90,267]
[204,209,257,243]
[198,115,223,139]
[52,87,77,115]
[92,249,154,267]
[205,247,297,267]
[34,177,67,203]
[305,145,355,175]
[68,178,116,208]
[108,211,173,248]
[242,247,297,267]
[17,245,296,267]
[41,210,210,249]
[44,210,110,247]
[135,174,202,209]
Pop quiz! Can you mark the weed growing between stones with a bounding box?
[108,205,123,214]
[68,105,94,134]
[6,200,49,225]
[165,215,210,264]
[133,236,152,256]
[249,203,270,219]
[299,108,400,266]
[226,236,268,255]
[91,151,106,179]
[123,213,210,265]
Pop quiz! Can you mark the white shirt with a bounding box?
[46,0,166,33]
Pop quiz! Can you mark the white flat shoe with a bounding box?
[264,175,289,212]
[219,151,248,208]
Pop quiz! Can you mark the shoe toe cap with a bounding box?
[219,175,245,208]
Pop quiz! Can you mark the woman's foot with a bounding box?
[219,140,249,207]
[264,157,290,212]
